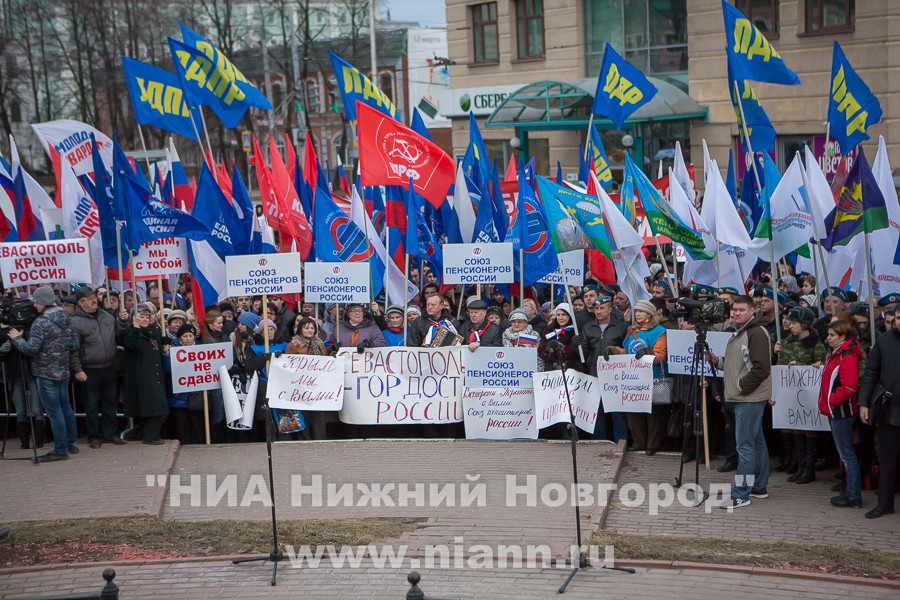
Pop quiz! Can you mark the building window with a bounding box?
[585,0,688,92]
[516,0,544,59]
[306,78,320,113]
[472,3,499,63]
[735,0,779,38]
[805,0,854,33]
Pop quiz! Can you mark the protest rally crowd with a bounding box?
[2,4,899,522]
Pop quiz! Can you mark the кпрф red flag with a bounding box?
[357,101,454,208]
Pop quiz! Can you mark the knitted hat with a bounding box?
[255,319,277,334]
[32,286,56,306]
[554,303,574,320]
[407,306,421,316]
[385,305,405,317]
[634,299,656,316]
[508,309,528,322]
[238,312,262,330]
[176,323,197,339]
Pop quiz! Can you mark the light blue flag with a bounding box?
[121,57,201,141]
[828,41,882,152]
[727,54,776,152]
[722,0,800,86]
[180,24,271,110]
[591,43,657,129]
[168,37,251,129]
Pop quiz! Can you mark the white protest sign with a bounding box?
[338,347,464,425]
[596,355,655,414]
[463,387,538,440]
[132,238,189,278]
[170,342,233,393]
[537,250,585,285]
[267,353,346,411]
[666,329,731,377]
[443,242,514,284]
[674,244,686,263]
[465,347,537,389]
[225,253,303,296]
[303,262,370,303]
[533,370,601,432]
[0,238,92,286]
[771,365,830,432]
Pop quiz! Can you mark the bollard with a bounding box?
[100,568,119,600]
[405,571,425,600]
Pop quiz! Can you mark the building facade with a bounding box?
[443,0,899,193]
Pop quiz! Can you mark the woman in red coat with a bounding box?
[816,320,863,509]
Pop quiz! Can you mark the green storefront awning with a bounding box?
[484,77,707,129]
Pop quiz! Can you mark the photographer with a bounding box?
[705,295,772,509]
[0,338,43,449]
[71,286,128,449]
[9,286,80,462]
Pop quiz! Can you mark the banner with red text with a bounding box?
[597,355,654,414]
[337,347,464,425]
[463,387,538,440]
[171,342,233,393]
[0,238,92,286]
[267,353,345,411]
[132,238,189,278]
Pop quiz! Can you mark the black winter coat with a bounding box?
[859,326,900,426]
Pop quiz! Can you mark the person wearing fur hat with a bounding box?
[537,303,583,372]
[773,306,827,483]
[456,298,502,351]
[503,309,537,347]
[609,299,669,454]
[165,310,189,343]
[326,304,387,353]
[122,302,168,446]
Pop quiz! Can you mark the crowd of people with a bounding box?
[2,259,899,517]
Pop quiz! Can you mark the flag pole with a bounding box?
[384,219,391,305]
[519,246,525,310]
[864,234,876,344]
[734,80,780,342]
[583,116,593,161]
[156,274,165,326]
[137,125,153,177]
[561,267,585,364]
[187,111,214,170]
[115,220,125,306]
[403,252,410,346]
[715,244,722,289]
[199,108,215,165]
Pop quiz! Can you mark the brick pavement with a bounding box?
[162,439,623,559]
[602,452,900,553]
[1,559,896,599]
[0,439,178,522]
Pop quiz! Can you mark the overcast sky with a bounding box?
[383,0,447,27]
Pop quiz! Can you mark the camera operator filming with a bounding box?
[8,286,80,462]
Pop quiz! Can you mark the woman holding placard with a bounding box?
[123,304,168,445]
[286,316,332,439]
[538,303,582,373]
[816,320,863,509]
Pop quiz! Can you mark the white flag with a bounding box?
[31,119,114,177]
[748,154,814,262]
[453,163,477,244]
[672,141,695,204]
[871,135,900,296]
[595,176,649,305]
[60,164,104,287]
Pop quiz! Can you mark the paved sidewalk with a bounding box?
[1,560,896,599]
[163,439,622,558]
[0,439,178,522]
[603,452,900,553]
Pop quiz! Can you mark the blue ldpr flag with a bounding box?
[314,184,372,262]
[722,0,800,86]
[739,153,765,234]
[728,54,776,153]
[90,134,130,269]
[828,41,882,152]
[473,179,499,244]
[121,57,201,141]
[179,24,271,111]
[410,108,432,141]
[587,125,615,189]
[725,148,737,205]
[231,166,255,254]
[591,43,657,129]
[168,37,251,129]
[329,50,398,122]
[123,176,209,249]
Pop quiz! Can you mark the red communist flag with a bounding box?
[357,101,454,209]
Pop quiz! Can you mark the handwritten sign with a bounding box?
[465,347,537,389]
[267,353,345,411]
[533,370,601,432]
[132,238,188,277]
[596,355,654,414]
[463,387,538,440]
[337,347,464,425]
[171,342,233,393]
[771,365,829,432]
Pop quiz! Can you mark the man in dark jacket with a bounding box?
[582,296,629,442]
[408,294,461,347]
[71,286,128,448]
[9,286,80,462]
[858,324,900,519]
[456,299,502,350]
[271,296,296,343]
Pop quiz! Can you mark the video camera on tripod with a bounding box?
[673,297,729,326]
[0,291,39,343]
